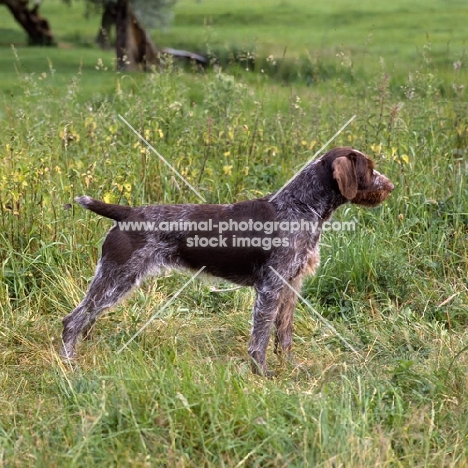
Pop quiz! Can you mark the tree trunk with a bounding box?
[1,0,54,46]
[95,2,116,50]
[115,0,159,71]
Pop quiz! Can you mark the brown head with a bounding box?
[330,147,394,207]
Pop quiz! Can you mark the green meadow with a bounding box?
[0,0,467,466]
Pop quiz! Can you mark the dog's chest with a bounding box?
[302,244,320,276]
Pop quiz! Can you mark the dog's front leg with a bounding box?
[248,282,283,376]
[274,275,302,358]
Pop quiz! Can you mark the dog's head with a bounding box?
[326,147,394,207]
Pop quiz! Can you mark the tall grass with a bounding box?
[1,17,468,467]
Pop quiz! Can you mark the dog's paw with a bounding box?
[60,344,76,362]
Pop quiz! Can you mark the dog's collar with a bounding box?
[290,194,324,220]
[309,206,323,220]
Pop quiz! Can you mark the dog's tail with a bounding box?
[75,195,133,222]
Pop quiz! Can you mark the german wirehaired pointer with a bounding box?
[61,147,394,374]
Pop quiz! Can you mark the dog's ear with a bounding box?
[332,155,357,200]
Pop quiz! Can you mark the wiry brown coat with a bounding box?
[61,147,394,375]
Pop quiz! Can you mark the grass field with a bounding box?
[1,1,468,466]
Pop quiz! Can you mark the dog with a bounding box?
[61,147,394,374]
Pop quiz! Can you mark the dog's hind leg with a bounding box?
[61,258,144,360]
